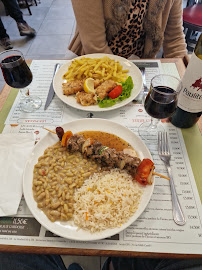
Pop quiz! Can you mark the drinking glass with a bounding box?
[138,74,182,142]
[0,49,42,112]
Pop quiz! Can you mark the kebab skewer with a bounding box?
[43,127,169,185]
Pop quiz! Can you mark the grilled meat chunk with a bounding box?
[66,134,141,175]
[67,134,85,152]
[63,80,84,96]
[96,80,117,100]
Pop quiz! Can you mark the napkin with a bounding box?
[0,133,35,216]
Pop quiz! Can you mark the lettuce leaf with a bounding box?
[98,76,134,108]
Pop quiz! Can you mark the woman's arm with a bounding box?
[163,0,187,58]
[71,0,112,54]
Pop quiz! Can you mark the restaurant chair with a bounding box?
[19,0,38,16]
[186,0,198,7]
[183,2,202,51]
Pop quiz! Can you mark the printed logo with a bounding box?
[191,77,202,92]
[87,112,93,118]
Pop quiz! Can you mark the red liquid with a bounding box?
[144,86,178,119]
[1,55,32,88]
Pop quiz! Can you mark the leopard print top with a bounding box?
[108,0,149,58]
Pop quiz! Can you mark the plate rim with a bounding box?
[53,53,143,112]
[23,118,154,241]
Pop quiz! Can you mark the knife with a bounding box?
[44,63,60,110]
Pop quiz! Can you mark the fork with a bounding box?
[158,132,186,226]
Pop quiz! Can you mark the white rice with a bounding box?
[73,168,143,232]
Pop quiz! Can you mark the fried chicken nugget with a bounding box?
[63,80,84,96]
[76,92,97,106]
[96,80,117,100]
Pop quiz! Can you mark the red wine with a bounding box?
[144,86,178,119]
[1,55,32,88]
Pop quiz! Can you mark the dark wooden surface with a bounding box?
[1,245,202,258]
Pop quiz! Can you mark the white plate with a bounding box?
[53,53,143,112]
[23,119,154,241]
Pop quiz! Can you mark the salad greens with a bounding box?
[98,76,134,108]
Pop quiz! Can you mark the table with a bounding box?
[0,58,202,259]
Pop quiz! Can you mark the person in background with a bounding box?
[69,0,187,59]
[0,0,36,50]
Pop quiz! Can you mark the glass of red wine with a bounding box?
[138,74,182,142]
[0,49,42,112]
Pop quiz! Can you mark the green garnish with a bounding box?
[98,146,109,155]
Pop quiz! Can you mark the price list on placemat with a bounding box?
[1,60,202,254]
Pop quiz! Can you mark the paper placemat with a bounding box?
[0,59,202,255]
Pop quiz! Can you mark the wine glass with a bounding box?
[0,49,42,112]
[138,74,182,142]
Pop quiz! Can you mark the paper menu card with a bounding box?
[1,60,202,254]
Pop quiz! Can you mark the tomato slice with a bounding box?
[108,85,123,99]
[134,159,154,185]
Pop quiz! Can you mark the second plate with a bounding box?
[53,53,143,112]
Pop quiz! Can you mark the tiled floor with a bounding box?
[0,0,76,92]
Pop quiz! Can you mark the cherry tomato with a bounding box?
[135,159,154,185]
[108,85,123,99]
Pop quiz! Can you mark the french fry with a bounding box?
[102,67,105,77]
[63,56,129,82]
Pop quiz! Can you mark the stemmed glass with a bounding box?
[0,49,42,112]
[138,74,182,142]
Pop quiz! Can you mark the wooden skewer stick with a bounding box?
[152,172,170,180]
[43,127,56,134]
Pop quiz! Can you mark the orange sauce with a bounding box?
[77,131,133,152]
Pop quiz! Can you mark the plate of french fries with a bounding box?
[53,53,143,111]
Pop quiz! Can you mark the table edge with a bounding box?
[0,245,202,258]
